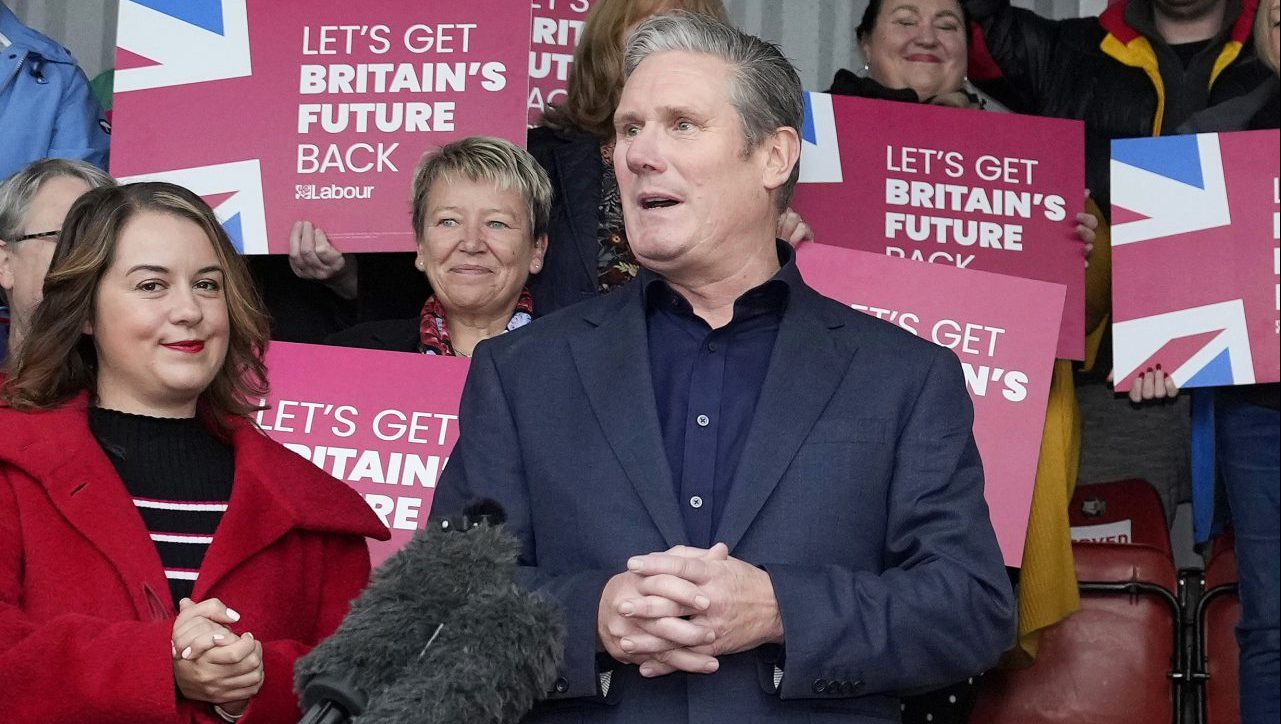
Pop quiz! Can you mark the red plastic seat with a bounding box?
[971,542,1180,724]
[1069,478,1172,559]
[1199,534,1240,724]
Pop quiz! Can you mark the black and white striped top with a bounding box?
[89,407,234,605]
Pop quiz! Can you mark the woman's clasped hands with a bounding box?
[171,597,264,717]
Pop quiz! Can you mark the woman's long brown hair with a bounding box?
[2,182,270,419]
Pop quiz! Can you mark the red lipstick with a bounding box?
[163,341,205,353]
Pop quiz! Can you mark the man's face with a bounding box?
[1152,0,1223,21]
[0,175,91,341]
[612,51,778,279]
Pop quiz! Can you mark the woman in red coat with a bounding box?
[0,181,388,723]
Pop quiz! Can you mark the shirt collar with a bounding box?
[640,240,798,316]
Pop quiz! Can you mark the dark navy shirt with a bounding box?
[643,243,799,547]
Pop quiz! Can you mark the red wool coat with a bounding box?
[0,396,389,723]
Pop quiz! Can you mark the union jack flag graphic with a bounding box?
[113,1,267,253]
[798,91,843,184]
[1111,130,1280,390]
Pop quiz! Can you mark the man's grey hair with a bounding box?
[0,158,115,242]
[623,12,804,211]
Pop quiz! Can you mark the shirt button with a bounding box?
[707,341,718,352]
[689,495,704,509]
[696,414,710,427]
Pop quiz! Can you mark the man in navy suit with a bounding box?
[433,13,1014,723]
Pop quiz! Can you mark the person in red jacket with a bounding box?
[0,181,388,723]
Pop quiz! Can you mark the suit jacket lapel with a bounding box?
[714,287,859,551]
[568,286,687,548]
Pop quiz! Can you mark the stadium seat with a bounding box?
[1194,533,1239,724]
[973,478,1182,724]
[1069,478,1172,558]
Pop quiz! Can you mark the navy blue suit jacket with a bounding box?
[433,271,1015,723]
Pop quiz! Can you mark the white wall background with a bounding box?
[8,0,1105,88]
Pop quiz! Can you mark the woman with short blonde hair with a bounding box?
[328,136,553,357]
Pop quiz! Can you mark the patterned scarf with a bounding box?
[597,140,640,294]
[417,288,535,356]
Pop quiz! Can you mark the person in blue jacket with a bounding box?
[0,2,110,180]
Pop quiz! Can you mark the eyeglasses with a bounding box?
[12,229,59,242]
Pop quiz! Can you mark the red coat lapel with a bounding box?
[193,417,389,598]
[0,396,171,618]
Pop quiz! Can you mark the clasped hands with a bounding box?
[597,543,783,678]
[170,597,265,715]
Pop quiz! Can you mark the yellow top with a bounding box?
[1011,194,1112,660]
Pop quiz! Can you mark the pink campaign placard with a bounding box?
[1110,130,1281,390]
[797,244,1065,566]
[111,0,531,254]
[528,0,592,127]
[793,92,1085,359]
[259,342,469,565]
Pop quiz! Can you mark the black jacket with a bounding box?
[965,0,1271,206]
[526,125,604,316]
[325,317,419,353]
[1180,77,1281,133]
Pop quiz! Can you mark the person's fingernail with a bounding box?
[640,664,653,677]
[244,631,253,641]
[619,601,635,616]
[628,558,644,572]
[620,638,634,652]
[704,660,719,673]
[171,641,176,657]
[225,607,241,622]
[212,634,225,642]
[695,595,710,610]
[1146,367,1154,373]
[181,646,192,660]
[1155,364,1162,371]
[704,630,716,643]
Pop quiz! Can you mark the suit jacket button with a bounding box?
[850,679,863,692]
[812,678,828,694]
[554,677,569,693]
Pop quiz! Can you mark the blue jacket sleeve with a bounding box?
[48,64,110,171]
[765,349,1016,698]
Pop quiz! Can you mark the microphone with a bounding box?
[353,573,565,723]
[295,500,564,724]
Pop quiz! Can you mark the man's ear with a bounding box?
[761,126,801,194]
[0,241,15,293]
